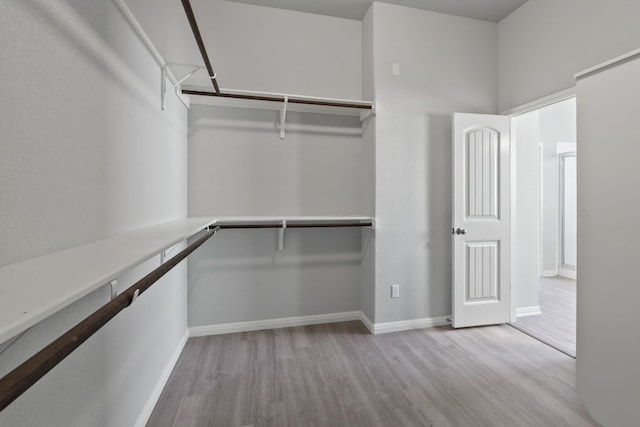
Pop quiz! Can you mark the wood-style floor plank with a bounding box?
[147,321,598,427]
[513,276,576,357]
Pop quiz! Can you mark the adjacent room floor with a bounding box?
[148,320,596,427]
[512,276,577,357]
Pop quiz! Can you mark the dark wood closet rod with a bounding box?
[210,220,374,229]
[181,0,220,94]
[0,228,218,413]
[182,89,374,110]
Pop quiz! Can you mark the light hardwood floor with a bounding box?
[512,276,576,357]
[147,321,598,427]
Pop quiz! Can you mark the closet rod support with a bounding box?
[173,67,204,89]
[360,106,377,124]
[109,280,118,300]
[278,220,287,251]
[161,66,168,111]
[280,96,288,140]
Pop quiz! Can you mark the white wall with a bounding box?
[498,0,640,111]
[184,0,362,99]
[370,2,497,323]
[187,105,367,326]
[0,1,188,426]
[539,99,576,274]
[576,52,640,427]
[188,106,365,216]
[359,7,377,322]
[177,1,367,328]
[512,110,540,310]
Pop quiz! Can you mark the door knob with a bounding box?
[455,228,466,235]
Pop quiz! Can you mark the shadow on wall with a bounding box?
[426,113,453,316]
[187,228,362,326]
[22,0,162,111]
[188,106,363,139]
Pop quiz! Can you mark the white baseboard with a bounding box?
[558,267,577,280]
[189,311,362,337]
[190,311,451,338]
[541,269,558,277]
[369,315,450,335]
[516,306,542,317]
[134,329,189,427]
[359,312,375,334]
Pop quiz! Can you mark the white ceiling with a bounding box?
[223,0,528,22]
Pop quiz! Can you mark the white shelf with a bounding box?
[0,217,215,343]
[183,86,375,118]
[0,215,374,344]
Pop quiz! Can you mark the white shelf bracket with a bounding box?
[161,65,168,111]
[163,65,202,111]
[280,96,288,140]
[130,289,140,305]
[109,280,118,300]
[174,67,204,89]
[360,105,376,124]
[278,220,287,251]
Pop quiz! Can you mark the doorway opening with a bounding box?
[510,97,577,357]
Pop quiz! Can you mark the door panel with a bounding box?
[467,128,499,218]
[453,113,510,328]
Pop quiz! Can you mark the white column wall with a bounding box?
[576,53,640,427]
[370,2,498,323]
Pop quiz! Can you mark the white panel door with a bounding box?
[452,113,510,328]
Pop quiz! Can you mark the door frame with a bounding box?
[558,150,577,279]
[504,88,577,323]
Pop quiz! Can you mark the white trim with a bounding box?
[133,330,189,427]
[501,87,576,117]
[189,311,361,337]
[509,121,519,323]
[558,267,577,280]
[541,269,558,277]
[369,316,450,335]
[189,311,451,338]
[359,312,375,334]
[112,0,190,109]
[575,48,640,80]
[516,306,542,317]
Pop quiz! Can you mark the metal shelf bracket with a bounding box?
[162,65,203,111]
[109,280,118,300]
[280,95,288,139]
[278,220,287,250]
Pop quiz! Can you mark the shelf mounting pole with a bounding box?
[280,95,288,140]
[278,220,287,250]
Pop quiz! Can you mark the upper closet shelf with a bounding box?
[0,217,215,344]
[183,87,375,118]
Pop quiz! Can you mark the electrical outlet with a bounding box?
[391,284,400,298]
[391,63,400,76]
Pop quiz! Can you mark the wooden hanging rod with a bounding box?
[182,89,374,110]
[209,220,374,229]
[181,0,220,94]
[0,228,218,413]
